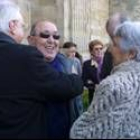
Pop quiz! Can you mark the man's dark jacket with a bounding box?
[0,32,83,139]
[82,59,99,104]
[82,59,99,89]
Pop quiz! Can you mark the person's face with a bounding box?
[28,21,60,62]
[110,37,131,66]
[90,44,103,59]
[14,19,25,43]
[9,14,25,43]
[66,46,76,58]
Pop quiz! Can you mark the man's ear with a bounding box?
[27,36,35,46]
[9,20,16,35]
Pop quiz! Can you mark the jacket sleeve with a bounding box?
[70,80,114,139]
[25,47,83,101]
[82,61,95,89]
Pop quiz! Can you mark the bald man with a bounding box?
[28,20,83,139]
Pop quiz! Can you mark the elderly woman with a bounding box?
[82,40,104,105]
[70,21,140,139]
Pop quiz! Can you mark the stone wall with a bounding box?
[110,0,140,20]
[13,0,64,44]
[12,0,109,59]
[64,0,109,59]
[9,0,140,58]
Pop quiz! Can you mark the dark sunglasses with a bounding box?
[94,47,103,51]
[39,33,60,40]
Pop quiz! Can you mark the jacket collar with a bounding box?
[112,60,140,74]
[0,32,17,44]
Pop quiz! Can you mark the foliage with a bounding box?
[82,89,89,111]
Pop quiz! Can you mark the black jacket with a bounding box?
[0,32,83,138]
[100,49,113,80]
[82,59,99,90]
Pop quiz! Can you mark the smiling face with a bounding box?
[28,21,60,62]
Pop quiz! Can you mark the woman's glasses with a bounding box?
[39,33,60,40]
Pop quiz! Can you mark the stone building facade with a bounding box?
[13,0,140,59]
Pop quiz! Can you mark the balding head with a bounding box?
[28,20,60,62]
[29,20,58,36]
[106,13,130,38]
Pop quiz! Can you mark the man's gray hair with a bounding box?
[114,21,140,61]
[0,1,22,34]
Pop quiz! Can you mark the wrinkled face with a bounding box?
[90,44,104,59]
[14,19,25,43]
[10,14,25,43]
[110,37,131,66]
[28,21,60,62]
[65,46,76,58]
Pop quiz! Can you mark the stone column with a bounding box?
[70,0,87,58]
[56,0,64,47]
[69,0,109,60]
[63,0,71,42]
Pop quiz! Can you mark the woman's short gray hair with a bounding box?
[0,1,22,33]
[114,21,140,61]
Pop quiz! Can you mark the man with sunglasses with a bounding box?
[0,1,83,139]
[28,21,61,63]
[28,20,83,139]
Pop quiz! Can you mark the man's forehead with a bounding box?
[36,21,58,32]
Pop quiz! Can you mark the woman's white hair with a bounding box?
[114,21,140,61]
[0,1,22,33]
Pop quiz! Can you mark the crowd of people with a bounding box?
[1,0,140,139]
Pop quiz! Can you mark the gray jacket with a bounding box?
[70,60,140,139]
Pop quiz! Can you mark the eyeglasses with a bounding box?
[94,47,103,51]
[39,33,60,40]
